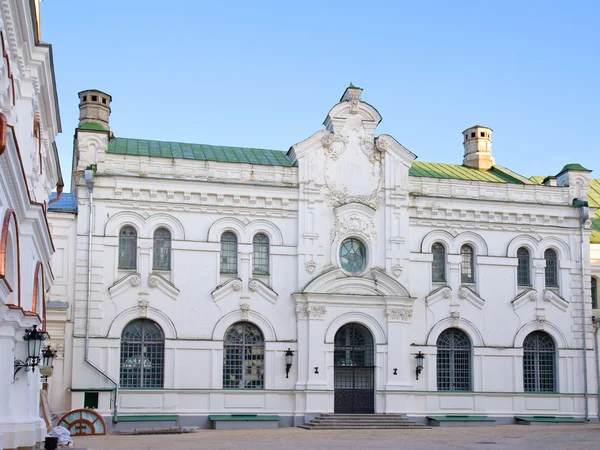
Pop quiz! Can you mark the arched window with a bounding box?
[544,249,558,288]
[220,232,238,274]
[252,234,270,275]
[153,228,171,271]
[223,322,264,389]
[432,243,446,282]
[523,331,556,392]
[119,319,164,388]
[437,328,471,391]
[118,226,137,270]
[460,245,475,284]
[517,247,531,286]
[591,277,597,309]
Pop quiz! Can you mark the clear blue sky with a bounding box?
[42,1,599,189]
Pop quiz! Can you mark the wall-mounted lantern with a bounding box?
[285,348,294,378]
[415,351,425,380]
[14,325,47,380]
[40,345,58,381]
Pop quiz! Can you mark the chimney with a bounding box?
[462,125,494,170]
[78,90,112,131]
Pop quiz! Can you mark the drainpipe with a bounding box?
[574,199,589,421]
[592,317,600,421]
[83,167,119,424]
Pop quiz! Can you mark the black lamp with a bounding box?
[285,348,294,378]
[415,351,425,380]
[14,325,47,380]
[40,345,58,380]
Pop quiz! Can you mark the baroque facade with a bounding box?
[0,0,63,448]
[47,85,598,430]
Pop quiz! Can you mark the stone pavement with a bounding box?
[74,424,600,450]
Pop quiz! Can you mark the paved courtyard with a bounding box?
[74,424,600,450]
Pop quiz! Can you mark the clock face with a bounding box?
[57,408,106,436]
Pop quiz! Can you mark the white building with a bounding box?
[0,0,63,448]
[47,85,598,431]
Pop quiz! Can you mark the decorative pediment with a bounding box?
[458,286,485,310]
[302,268,409,297]
[109,273,141,299]
[512,289,538,311]
[425,286,452,307]
[148,274,179,300]
[542,289,569,312]
[248,279,278,304]
[211,278,243,303]
[331,202,377,243]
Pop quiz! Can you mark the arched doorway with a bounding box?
[334,323,374,413]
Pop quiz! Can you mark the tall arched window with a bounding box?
[120,319,164,388]
[153,228,171,271]
[220,232,238,274]
[432,243,446,282]
[437,328,471,391]
[223,322,264,389]
[517,247,531,286]
[592,277,598,309]
[460,245,475,284]
[252,234,270,275]
[523,331,556,392]
[118,226,137,270]
[544,249,558,288]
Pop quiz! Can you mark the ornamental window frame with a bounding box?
[523,331,557,393]
[431,242,446,283]
[220,231,238,275]
[543,248,559,289]
[252,233,270,276]
[460,244,475,284]
[152,227,172,271]
[118,225,138,270]
[119,319,165,389]
[517,246,531,287]
[339,237,368,275]
[223,322,265,389]
[436,328,472,392]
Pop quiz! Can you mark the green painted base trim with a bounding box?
[427,415,495,422]
[69,388,115,392]
[209,414,280,421]
[514,416,585,423]
[117,415,179,422]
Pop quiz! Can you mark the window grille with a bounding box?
[340,238,367,274]
[592,277,598,309]
[544,249,558,288]
[523,331,556,392]
[437,328,471,391]
[119,319,164,388]
[252,234,270,275]
[517,247,531,286]
[153,228,171,271]
[334,323,374,367]
[220,232,238,274]
[118,226,137,270]
[460,245,475,283]
[223,322,264,389]
[432,243,446,282]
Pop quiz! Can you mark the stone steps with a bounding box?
[300,413,430,430]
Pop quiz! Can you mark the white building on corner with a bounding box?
[0,0,63,448]
[47,85,598,431]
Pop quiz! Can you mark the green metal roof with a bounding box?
[79,122,107,131]
[558,163,591,173]
[106,137,295,167]
[409,162,531,184]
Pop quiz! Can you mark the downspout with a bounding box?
[574,199,590,421]
[593,317,600,421]
[83,168,119,424]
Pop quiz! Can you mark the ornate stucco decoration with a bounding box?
[294,301,327,320]
[425,286,452,307]
[330,202,377,244]
[542,289,569,312]
[451,311,461,326]
[385,306,413,324]
[511,289,539,311]
[211,278,243,303]
[248,279,278,304]
[305,260,317,274]
[240,303,251,320]
[148,274,179,300]
[108,273,142,299]
[457,286,485,310]
[391,264,403,278]
[138,294,149,317]
[295,304,309,320]
[536,313,547,329]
